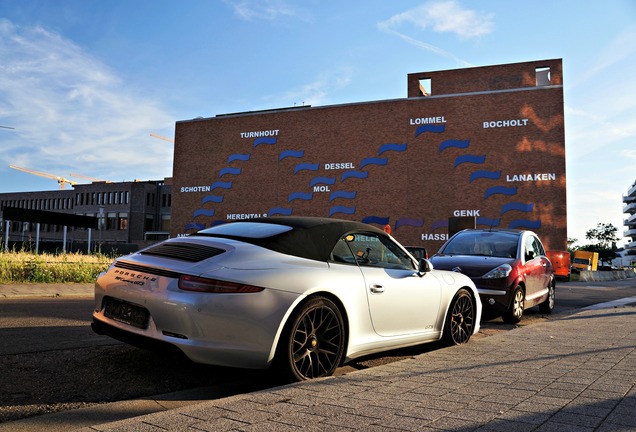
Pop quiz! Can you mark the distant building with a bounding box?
[0,179,172,252]
[623,179,636,253]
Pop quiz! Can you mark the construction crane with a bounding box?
[9,164,77,190]
[69,173,111,183]
[150,133,174,143]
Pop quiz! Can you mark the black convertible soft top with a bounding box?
[194,216,387,262]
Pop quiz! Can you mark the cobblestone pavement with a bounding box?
[70,305,636,432]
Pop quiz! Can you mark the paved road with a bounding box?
[0,297,111,355]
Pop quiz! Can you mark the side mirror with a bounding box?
[417,258,433,277]
[525,250,535,261]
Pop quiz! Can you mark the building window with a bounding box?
[118,213,128,230]
[162,193,172,208]
[161,215,171,231]
[145,215,154,231]
[536,67,551,86]
[146,192,156,207]
[419,78,431,96]
[107,213,117,230]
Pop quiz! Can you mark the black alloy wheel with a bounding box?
[279,296,345,381]
[443,289,475,345]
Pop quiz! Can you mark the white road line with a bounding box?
[582,296,636,310]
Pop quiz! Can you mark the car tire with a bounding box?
[442,288,475,345]
[275,296,345,381]
[503,286,524,324]
[539,282,555,314]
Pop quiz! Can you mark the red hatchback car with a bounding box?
[429,229,555,323]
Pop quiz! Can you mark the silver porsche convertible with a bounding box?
[92,217,481,381]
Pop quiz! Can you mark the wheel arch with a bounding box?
[463,284,478,307]
[439,284,479,335]
[441,285,479,345]
[270,291,351,368]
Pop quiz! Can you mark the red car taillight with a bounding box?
[178,275,265,293]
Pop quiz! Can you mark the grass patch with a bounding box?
[0,251,112,283]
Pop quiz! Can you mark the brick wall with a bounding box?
[172,59,566,252]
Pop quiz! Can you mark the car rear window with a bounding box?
[198,222,292,239]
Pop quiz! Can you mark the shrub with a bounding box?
[0,251,112,283]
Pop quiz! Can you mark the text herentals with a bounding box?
[227,213,266,220]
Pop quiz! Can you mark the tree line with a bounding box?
[568,222,632,267]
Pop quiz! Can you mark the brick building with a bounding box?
[171,59,566,252]
[0,179,172,251]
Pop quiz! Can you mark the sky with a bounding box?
[0,0,635,247]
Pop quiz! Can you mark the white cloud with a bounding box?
[378,1,493,65]
[0,19,174,183]
[284,68,353,107]
[379,1,494,39]
[569,24,636,90]
[623,149,636,161]
[563,25,636,165]
[222,0,301,21]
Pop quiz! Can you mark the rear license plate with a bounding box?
[103,297,149,329]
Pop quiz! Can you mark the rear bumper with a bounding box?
[91,318,186,358]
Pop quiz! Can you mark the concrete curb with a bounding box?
[578,268,636,282]
[0,283,93,299]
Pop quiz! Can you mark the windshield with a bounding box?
[441,231,519,258]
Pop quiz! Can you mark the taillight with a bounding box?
[178,275,265,293]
